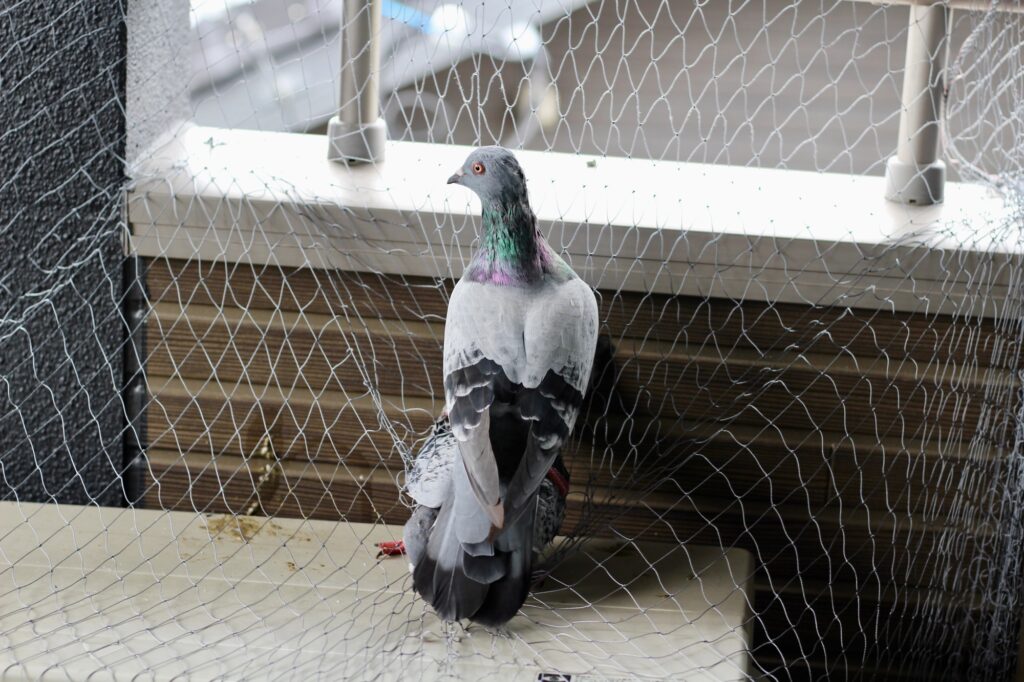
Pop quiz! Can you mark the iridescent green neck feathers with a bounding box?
[466,199,569,286]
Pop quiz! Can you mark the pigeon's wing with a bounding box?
[506,277,598,520]
[443,276,598,534]
[443,279,535,536]
[443,355,505,536]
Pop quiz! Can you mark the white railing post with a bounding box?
[884,2,951,205]
[328,0,387,164]
[847,0,1021,203]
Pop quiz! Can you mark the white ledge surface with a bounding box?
[0,502,753,681]
[129,125,1021,316]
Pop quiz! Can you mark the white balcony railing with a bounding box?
[325,0,1023,208]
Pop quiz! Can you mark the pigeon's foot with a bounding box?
[376,539,406,558]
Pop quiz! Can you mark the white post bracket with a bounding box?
[852,0,1021,205]
[886,1,951,205]
[328,0,387,165]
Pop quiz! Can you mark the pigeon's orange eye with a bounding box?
[472,162,485,175]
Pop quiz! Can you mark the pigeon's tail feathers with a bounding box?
[412,474,538,626]
[462,549,507,584]
[412,492,489,622]
[470,497,537,627]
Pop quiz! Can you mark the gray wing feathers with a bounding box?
[443,278,597,525]
[445,361,504,528]
[501,278,596,519]
[445,360,499,437]
[470,499,536,626]
[506,373,583,522]
[452,448,499,548]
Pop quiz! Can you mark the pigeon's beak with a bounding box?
[447,171,463,185]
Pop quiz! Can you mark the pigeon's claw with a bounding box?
[376,540,406,558]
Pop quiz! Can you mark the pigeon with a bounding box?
[408,146,599,626]
[378,416,570,570]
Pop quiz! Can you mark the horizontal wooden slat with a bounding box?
[148,258,1014,368]
[146,378,436,468]
[142,450,986,591]
[614,347,992,442]
[146,378,833,505]
[143,450,407,524]
[145,302,443,398]
[572,491,984,592]
[146,302,1007,443]
[146,258,452,324]
[148,374,997,518]
[828,445,991,515]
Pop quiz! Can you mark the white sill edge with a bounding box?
[127,124,1021,317]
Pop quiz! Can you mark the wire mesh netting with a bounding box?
[3,0,1024,680]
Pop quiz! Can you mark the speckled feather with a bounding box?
[405,417,457,509]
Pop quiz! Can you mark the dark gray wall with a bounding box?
[0,2,127,505]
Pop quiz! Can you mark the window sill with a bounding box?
[128,125,1018,316]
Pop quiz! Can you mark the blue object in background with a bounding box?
[382,0,433,34]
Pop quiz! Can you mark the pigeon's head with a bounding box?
[447,146,527,204]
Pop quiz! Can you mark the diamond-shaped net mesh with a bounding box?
[3,0,1024,680]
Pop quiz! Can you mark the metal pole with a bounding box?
[885,2,951,205]
[328,0,387,164]
[121,254,149,507]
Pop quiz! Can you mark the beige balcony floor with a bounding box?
[0,501,753,681]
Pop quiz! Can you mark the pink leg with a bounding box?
[376,539,406,558]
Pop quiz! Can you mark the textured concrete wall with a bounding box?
[126,0,190,163]
[0,2,128,505]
